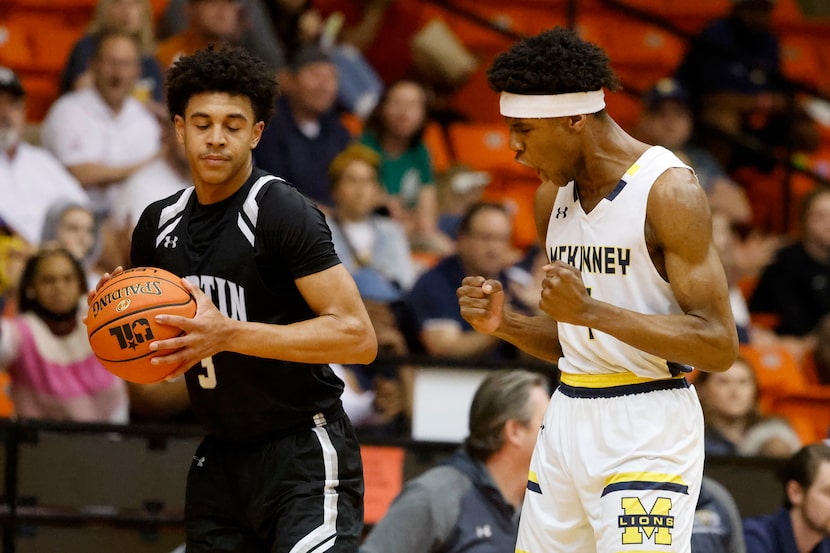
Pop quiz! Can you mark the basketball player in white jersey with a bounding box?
[457,28,739,553]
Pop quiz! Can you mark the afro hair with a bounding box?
[166,45,279,125]
[487,27,620,96]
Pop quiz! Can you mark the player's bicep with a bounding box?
[295,264,367,320]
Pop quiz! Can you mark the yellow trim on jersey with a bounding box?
[605,472,687,487]
[516,550,532,553]
[560,372,684,388]
[625,162,641,177]
[528,470,539,484]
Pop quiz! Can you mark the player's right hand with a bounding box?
[86,266,124,306]
[457,276,505,334]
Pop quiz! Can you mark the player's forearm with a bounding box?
[493,309,562,363]
[422,330,501,358]
[581,301,738,373]
[223,314,378,365]
[68,162,143,188]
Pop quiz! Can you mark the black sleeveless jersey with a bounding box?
[131,168,345,441]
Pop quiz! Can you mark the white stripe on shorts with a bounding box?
[288,426,340,553]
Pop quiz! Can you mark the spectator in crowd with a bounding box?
[157,0,242,69]
[749,187,830,357]
[254,45,350,208]
[111,110,191,233]
[0,246,128,423]
[674,0,797,172]
[360,80,452,254]
[157,0,285,72]
[405,202,522,360]
[743,442,830,553]
[436,164,490,240]
[60,0,165,104]
[0,235,32,315]
[360,369,550,553]
[633,77,752,225]
[41,31,161,218]
[694,476,747,553]
[0,67,89,247]
[40,201,103,289]
[803,314,830,386]
[695,355,801,458]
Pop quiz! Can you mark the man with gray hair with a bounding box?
[360,370,550,553]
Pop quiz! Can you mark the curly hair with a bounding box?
[487,27,620,95]
[166,45,279,125]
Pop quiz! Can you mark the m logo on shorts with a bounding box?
[618,497,673,545]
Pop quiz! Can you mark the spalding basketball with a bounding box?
[86,267,196,384]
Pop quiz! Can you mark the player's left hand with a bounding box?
[539,261,593,325]
[148,278,230,380]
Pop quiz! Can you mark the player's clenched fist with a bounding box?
[457,276,505,334]
[539,261,593,325]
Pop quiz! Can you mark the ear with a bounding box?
[173,114,185,145]
[569,114,588,131]
[251,121,265,149]
[786,480,804,507]
[503,418,524,447]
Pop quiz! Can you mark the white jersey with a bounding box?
[545,146,692,380]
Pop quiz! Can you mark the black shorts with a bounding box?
[185,412,364,553]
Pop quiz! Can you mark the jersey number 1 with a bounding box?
[198,357,217,389]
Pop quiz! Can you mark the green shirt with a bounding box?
[360,131,434,209]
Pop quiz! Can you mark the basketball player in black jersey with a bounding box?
[91,46,378,552]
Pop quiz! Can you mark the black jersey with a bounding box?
[131,168,345,441]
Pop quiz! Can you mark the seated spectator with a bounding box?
[633,78,752,225]
[743,442,830,553]
[802,314,830,386]
[0,67,89,246]
[0,246,128,423]
[40,201,103,290]
[749,187,830,358]
[41,31,161,218]
[693,476,746,553]
[60,0,165,104]
[695,355,801,458]
[436,164,490,240]
[157,0,244,69]
[404,202,523,360]
[359,369,550,553]
[254,45,350,208]
[360,80,452,255]
[157,0,285,72]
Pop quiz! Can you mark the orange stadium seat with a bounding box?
[768,390,830,443]
[779,34,824,89]
[447,122,519,173]
[482,171,539,250]
[423,121,452,175]
[739,344,807,412]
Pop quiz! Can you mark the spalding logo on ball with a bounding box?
[86,267,197,383]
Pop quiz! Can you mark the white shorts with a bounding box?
[516,377,704,553]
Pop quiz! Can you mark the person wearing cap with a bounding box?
[41,30,161,219]
[0,67,89,247]
[456,27,738,553]
[634,77,752,225]
[253,45,350,208]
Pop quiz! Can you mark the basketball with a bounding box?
[86,267,197,384]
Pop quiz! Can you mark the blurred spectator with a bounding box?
[0,67,89,247]
[693,476,747,553]
[404,202,522,360]
[749,187,830,355]
[331,363,409,438]
[695,355,801,458]
[0,235,32,316]
[41,31,161,218]
[0,246,128,423]
[158,0,285,71]
[254,45,350,208]
[361,80,452,254]
[327,143,415,296]
[111,111,190,233]
[743,442,830,553]
[359,369,550,553]
[158,0,242,69]
[634,78,752,225]
[673,0,802,172]
[802,314,830,386]
[40,202,103,289]
[436,164,490,240]
[711,211,780,345]
[60,0,165,104]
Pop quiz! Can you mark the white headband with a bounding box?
[499,90,606,118]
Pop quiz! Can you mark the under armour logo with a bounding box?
[555,207,569,219]
[475,525,492,539]
[164,236,179,248]
[193,456,205,467]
